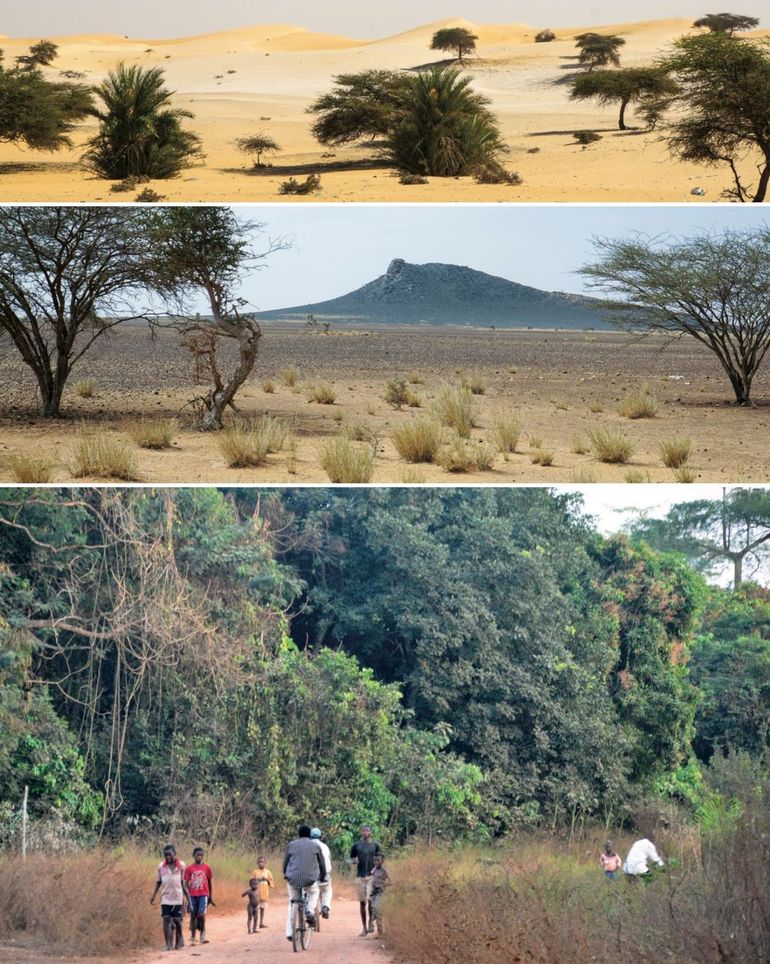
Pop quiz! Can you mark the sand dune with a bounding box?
[0,17,766,203]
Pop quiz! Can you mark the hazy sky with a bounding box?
[6,1,765,39]
[225,205,768,312]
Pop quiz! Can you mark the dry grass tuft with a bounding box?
[660,436,692,469]
[433,383,476,438]
[74,378,96,399]
[320,436,375,483]
[127,417,178,450]
[261,379,276,394]
[491,413,521,454]
[385,376,420,409]
[217,416,288,468]
[674,465,696,483]
[587,426,635,464]
[531,448,555,466]
[71,429,140,480]
[391,418,442,463]
[618,388,659,419]
[399,466,427,483]
[279,366,299,387]
[569,467,596,482]
[8,454,56,483]
[307,383,336,404]
[625,469,651,483]
[571,434,590,455]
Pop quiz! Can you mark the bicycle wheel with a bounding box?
[302,906,312,950]
[292,900,303,953]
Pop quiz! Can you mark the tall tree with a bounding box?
[657,33,770,202]
[581,227,770,405]
[430,27,479,63]
[0,207,153,416]
[307,70,412,147]
[15,40,59,69]
[693,12,760,35]
[569,67,678,130]
[574,33,626,71]
[628,488,770,589]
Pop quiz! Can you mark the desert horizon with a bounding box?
[2,16,768,202]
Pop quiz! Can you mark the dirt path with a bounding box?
[138,898,393,964]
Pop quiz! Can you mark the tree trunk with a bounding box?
[732,553,744,589]
[33,364,66,416]
[725,366,752,406]
[753,161,770,203]
[618,97,630,131]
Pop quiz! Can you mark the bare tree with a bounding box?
[581,227,770,406]
[0,207,153,416]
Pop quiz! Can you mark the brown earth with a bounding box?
[1,325,768,484]
[0,17,767,203]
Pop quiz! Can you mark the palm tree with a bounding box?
[84,63,202,179]
[388,67,507,176]
[575,33,626,71]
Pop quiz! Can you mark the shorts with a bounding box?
[356,877,372,902]
[371,889,384,919]
[189,895,209,916]
[161,904,183,919]
[604,870,618,880]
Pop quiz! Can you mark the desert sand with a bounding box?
[1,325,768,484]
[0,17,767,202]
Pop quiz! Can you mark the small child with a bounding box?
[249,856,274,929]
[369,853,391,937]
[241,879,261,934]
[600,841,622,880]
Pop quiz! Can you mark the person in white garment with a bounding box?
[623,833,665,878]
[310,827,333,918]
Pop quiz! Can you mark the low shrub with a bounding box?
[320,436,375,483]
[127,417,178,450]
[618,389,659,419]
[674,465,696,483]
[588,426,635,464]
[74,378,96,398]
[535,29,556,42]
[279,174,321,195]
[491,413,521,454]
[391,418,442,463]
[262,379,276,394]
[279,367,299,387]
[571,434,590,455]
[433,383,476,438]
[574,130,602,146]
[660,436,692,469]
[625,469,651,483]
[531,448,555,466]
[399,172,429,185]
[472,161,523,186]
[307,384,336,404]
[71,429,140,480]
[8,454,56,483]
[218,420,272,468]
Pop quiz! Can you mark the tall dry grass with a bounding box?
[70,429,140,480]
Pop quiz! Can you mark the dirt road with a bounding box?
[139,898,393,964]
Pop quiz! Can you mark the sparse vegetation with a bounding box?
[430,27,478,63]
[135,187,166,203]
[261,379,276,393]
[531,448,555,466]
[588,425,635,463]
[385,376,411,409]
[491,412,521,454]
[279,174,321,195]
[399,172,429,185]
[660,435,693,468]
[535,29,557,43]
[675,465,697,482]
[391,417,442,463]
[236,133,280,167]
[618,387,659,419]
[307,383,336,404]
[74,378,96,398]
[625,468,651,482]
[570,67,678,130]
[320,435,375,482]
[218,419,272,468]
[439,435,477,472]
[8,453,56,483]
[574,130,602,146]
[71,429,140,480]
[569,467,597,482]
[571,434,590,455]
[575,32,626,71]
[279,366,299,387]
[472,160,523,185]
[399,466,427,483]
[127,417,178,450]
[432,382,476,437]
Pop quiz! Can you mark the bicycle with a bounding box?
[290,887,313,952]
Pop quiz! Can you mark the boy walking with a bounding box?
[183,847,215,944]
[249,855,275,928]
[150,845,188,951]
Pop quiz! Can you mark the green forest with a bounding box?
[1,487,768,853]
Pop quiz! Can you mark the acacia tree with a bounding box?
[0,50,92,158]
[307,70,412,147]
[629,488,770,588]
[145,207,288,429]
[693,12,760,35]
[581,228,770,406]
[430,27,478,63]
[569,67,678,130]
[16,40,59,69]
[657,33,770,202]
[575,32,626,70]
[235,132,280,166]
[0,207,154,416]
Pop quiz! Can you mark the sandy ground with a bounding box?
[0,897,393,964]
[0,17,767,203]
[1,325,769,484]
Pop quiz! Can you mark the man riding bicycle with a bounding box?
[283,824,327,941]
[310,827,333,919]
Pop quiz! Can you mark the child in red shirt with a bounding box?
[184,847,215,944]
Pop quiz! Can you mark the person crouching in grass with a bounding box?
[150,844,188,951]
[184,847,215,945]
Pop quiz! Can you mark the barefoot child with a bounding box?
[600,841,622,880]
[242,879,260,934]
[369,853,391,938]
[184,847,215,944]
[150,844,188,951]
[249,856,275,928]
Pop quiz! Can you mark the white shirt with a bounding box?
[317,840,332,878]
[623,838,664,875]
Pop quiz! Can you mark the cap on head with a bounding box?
[310,827,322,839]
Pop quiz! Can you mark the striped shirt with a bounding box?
[283,838,325,888]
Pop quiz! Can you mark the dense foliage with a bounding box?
[0,488,765,850]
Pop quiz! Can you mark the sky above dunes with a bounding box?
[5,1,765,38]
[224,205,768,312]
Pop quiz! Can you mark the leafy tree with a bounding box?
[657,33,770,202]
[628,488,770,588]
[84,63,203,179]
[569,67,678,130]
[535,30,556,43]
[0,51,92,155]
[430,27,478,63]
[691,584,770,761]
[16,40,59,69]
[307,70,412,147]
[581,227,770,405]
[0,207,155,416]
[388,67,507,176]
[693,12,760,35]
[145,207,288,429]
[574,33,626,71]
[236,132,280,166]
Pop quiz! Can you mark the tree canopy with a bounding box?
[307,70,412,147]
[693,12,760,35]
[574,33,626,70]
[581,227,770,405]
[430,27,478,63]
[569,67,678,130]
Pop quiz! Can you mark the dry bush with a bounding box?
[8,453,56,483]
[660,436,692,469]
[127,417,178,450]
[438,436,476,473]
[385,376,410,409]
[588,401,604,413]
[675,465,696,483]
[307,383,336,404]
[261,379,276,393]
[531,448,555,466]
[528,434,542,448]
[320,436,375,483]
[391,418,442,463]
[407,371,424,384]
[618,388,659,419]
[74,378,96,398]
[279,366,299,387]
[492,412,521,454]
[71,429,140,480]
[466,371,486,395]
[588,426,635,464]
[433,383,476,438]
[474,442,497,471]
